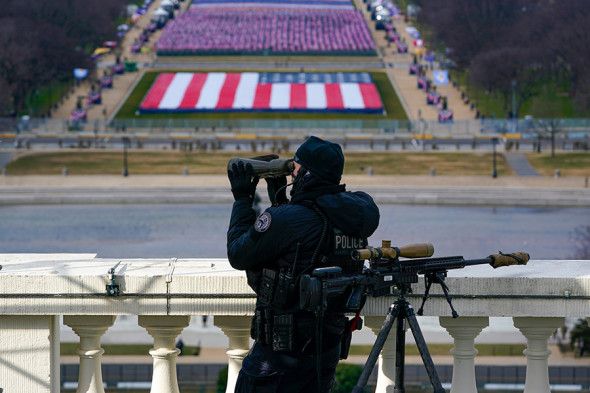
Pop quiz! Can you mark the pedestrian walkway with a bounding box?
[2,175,589,207]
[52,0,191,123]
[0,152,11,171]
[504,153,540,176]
[353,0,474,121]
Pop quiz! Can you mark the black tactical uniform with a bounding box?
[227,136,380,393]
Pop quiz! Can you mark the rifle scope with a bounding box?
[352,240,434,261]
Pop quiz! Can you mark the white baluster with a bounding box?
[63,315,116,393]
[513,317,564,393]
[138,315,190,393]
[0,315,60,393]
[214,316,252,393]
[439,316,489,393]
[364,316,406,393]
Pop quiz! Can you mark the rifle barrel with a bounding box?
[398,256,492,274]
[462,257,493,267]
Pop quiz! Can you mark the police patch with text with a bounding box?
[333,228,367,257]
[254,212,272,232]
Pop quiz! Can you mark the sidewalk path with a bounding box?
[0,152,11,170]
[52,0,192,123]
[353,0,474,121]
[504,153,540,176]
[0,174,584,189]
[1,175,589,206]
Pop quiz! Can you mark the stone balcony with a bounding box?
[0,254,588,393]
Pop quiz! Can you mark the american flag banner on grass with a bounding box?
[139,72,384,113]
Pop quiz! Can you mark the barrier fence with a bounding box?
[1,117,590,138]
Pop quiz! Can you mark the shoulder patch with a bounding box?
[254,212,272,233]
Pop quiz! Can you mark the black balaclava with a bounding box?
[290,136,346,202]
[290,166,345,203]
[294,136,344,184]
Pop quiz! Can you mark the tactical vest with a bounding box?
[250,201,367,352]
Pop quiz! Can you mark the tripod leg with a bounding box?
[394,312,406,393]
[352,303,402,393]
[404,304,446,393]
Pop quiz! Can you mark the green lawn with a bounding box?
[451,71,590,119]
[115,70,408,120]
[60,343,526,357]
[61,343,202,356]
[527,152,590,176]
[24,79,72,117]
[6,151,510,176]
[349,343,526,357]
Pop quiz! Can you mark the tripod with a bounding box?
[352,285,446,393]
[298,244,528,393]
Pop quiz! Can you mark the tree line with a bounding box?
[0,0,128,116]
[416,0,590,117]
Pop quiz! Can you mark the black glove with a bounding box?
[228,161,259,201]
[266,176,288,206]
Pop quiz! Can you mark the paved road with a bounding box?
[504,153,540,176]
[1,182,589,206]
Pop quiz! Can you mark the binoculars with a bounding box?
[227,157,295,178]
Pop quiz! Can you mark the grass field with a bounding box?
[6,151,511,176]
[60,343,526,357]
[450,71,590,119]
[526,153,590,177]
[61,343,203,356]
[115,70,408,120]
[349,343,527,357]
[24,79,72,117]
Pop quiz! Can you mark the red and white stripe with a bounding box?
[140,72,383,111]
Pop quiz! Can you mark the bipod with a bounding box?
[352,293,445,393]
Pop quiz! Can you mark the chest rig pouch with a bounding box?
[251,243,306,352]
[250,202,367,353]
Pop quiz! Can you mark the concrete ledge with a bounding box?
[0,256,588,317]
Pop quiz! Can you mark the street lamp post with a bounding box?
[492,137,498,178]
[511,79,517,133]
[122,136,129,177]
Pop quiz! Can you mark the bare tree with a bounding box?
[0,0,127,115]
[533,119,564,157]
[547,3,590,109]
[417,0,590,114]
[469,46,547,118]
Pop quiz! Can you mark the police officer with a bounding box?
[227,136,380,393]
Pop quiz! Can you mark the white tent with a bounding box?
[152,7,169,26]
[161,0,174,8]
[153,8,168,16]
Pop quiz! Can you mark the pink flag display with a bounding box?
[156,8,375,55]
[140,72,384,113]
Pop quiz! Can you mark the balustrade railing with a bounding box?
[0,255,588,393]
